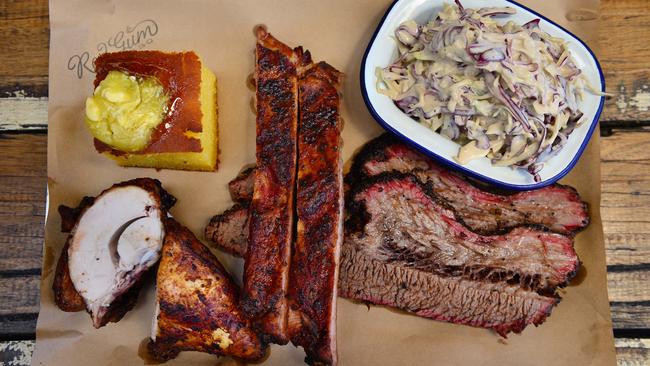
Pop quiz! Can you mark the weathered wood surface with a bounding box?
[0,0,649,365]
[600,0,650,123]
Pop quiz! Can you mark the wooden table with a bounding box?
[1,0,649,364]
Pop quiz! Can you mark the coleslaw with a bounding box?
[376,0,597,181]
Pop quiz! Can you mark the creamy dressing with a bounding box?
[376,1,595,181]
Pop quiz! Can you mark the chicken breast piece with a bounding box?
[149,219,267,362]
[54,178,175,328]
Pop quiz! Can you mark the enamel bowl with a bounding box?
[360,0,605,190]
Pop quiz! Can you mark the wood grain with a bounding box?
[0,133,46,338]
[0,0,49,97]
[616,338,650,366]
[600,0,650,122]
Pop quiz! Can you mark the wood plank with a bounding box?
[0,315,37,340]
[601,130,650,273]
[599,0,650,122]
[605,232,650,267]
[611,302,650,330]
[0,237,43,272]
[0,134,47,177]
[0,0,48,19]
[0,0,49,94]
[0,97,48,131]
[0,134,46,273]
[607,269,650,303]
[0,276,40,315]
[616,338,650,366]
[600,128,650,330]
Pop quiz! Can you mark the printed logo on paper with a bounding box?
[67,19,159,79]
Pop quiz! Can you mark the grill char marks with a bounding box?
[343,172,578,335]
[287,52,343,366]
[242,27,299,345]
[346,133,589,235]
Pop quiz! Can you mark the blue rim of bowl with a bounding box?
[359,0,606,191]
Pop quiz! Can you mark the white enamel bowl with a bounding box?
[360,0,605,190]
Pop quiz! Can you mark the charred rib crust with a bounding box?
[242,29,298,344]
[288,60,343,365]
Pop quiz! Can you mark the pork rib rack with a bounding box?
[287,51,343,365]
[241,27,299,345]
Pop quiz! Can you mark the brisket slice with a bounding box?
[287,52,343,366]
[242,27,299,345]
[346,133,589,235]
[205,203,249,257]
[339,245,559,337]
[346,173,579,293]
[342,172,577,335]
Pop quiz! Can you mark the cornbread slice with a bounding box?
[90,51,218,171]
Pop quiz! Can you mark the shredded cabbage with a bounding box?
[376,0,596,182]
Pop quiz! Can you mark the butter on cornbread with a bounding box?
[86,51,218,171]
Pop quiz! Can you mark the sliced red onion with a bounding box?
[395,95,418,112]
[468,41,501,54]
[478,7,516,17]
[454,0,466,16]
[441,118,460,140]
[441,106,476,116]
[523,19,540,30]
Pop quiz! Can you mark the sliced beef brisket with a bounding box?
[340,172,578,335]
[347,133,589,235]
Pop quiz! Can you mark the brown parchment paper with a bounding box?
[36,0,615,364]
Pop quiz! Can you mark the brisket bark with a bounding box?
[287,52,343,365]
[241,27,299,345]
[346,133,589,235]
[341,172,578,335]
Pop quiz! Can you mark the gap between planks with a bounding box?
[1,338,650,366]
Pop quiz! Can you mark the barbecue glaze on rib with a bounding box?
[287,52,343,365]
[242,27,299,345]
[347,134,589,235]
